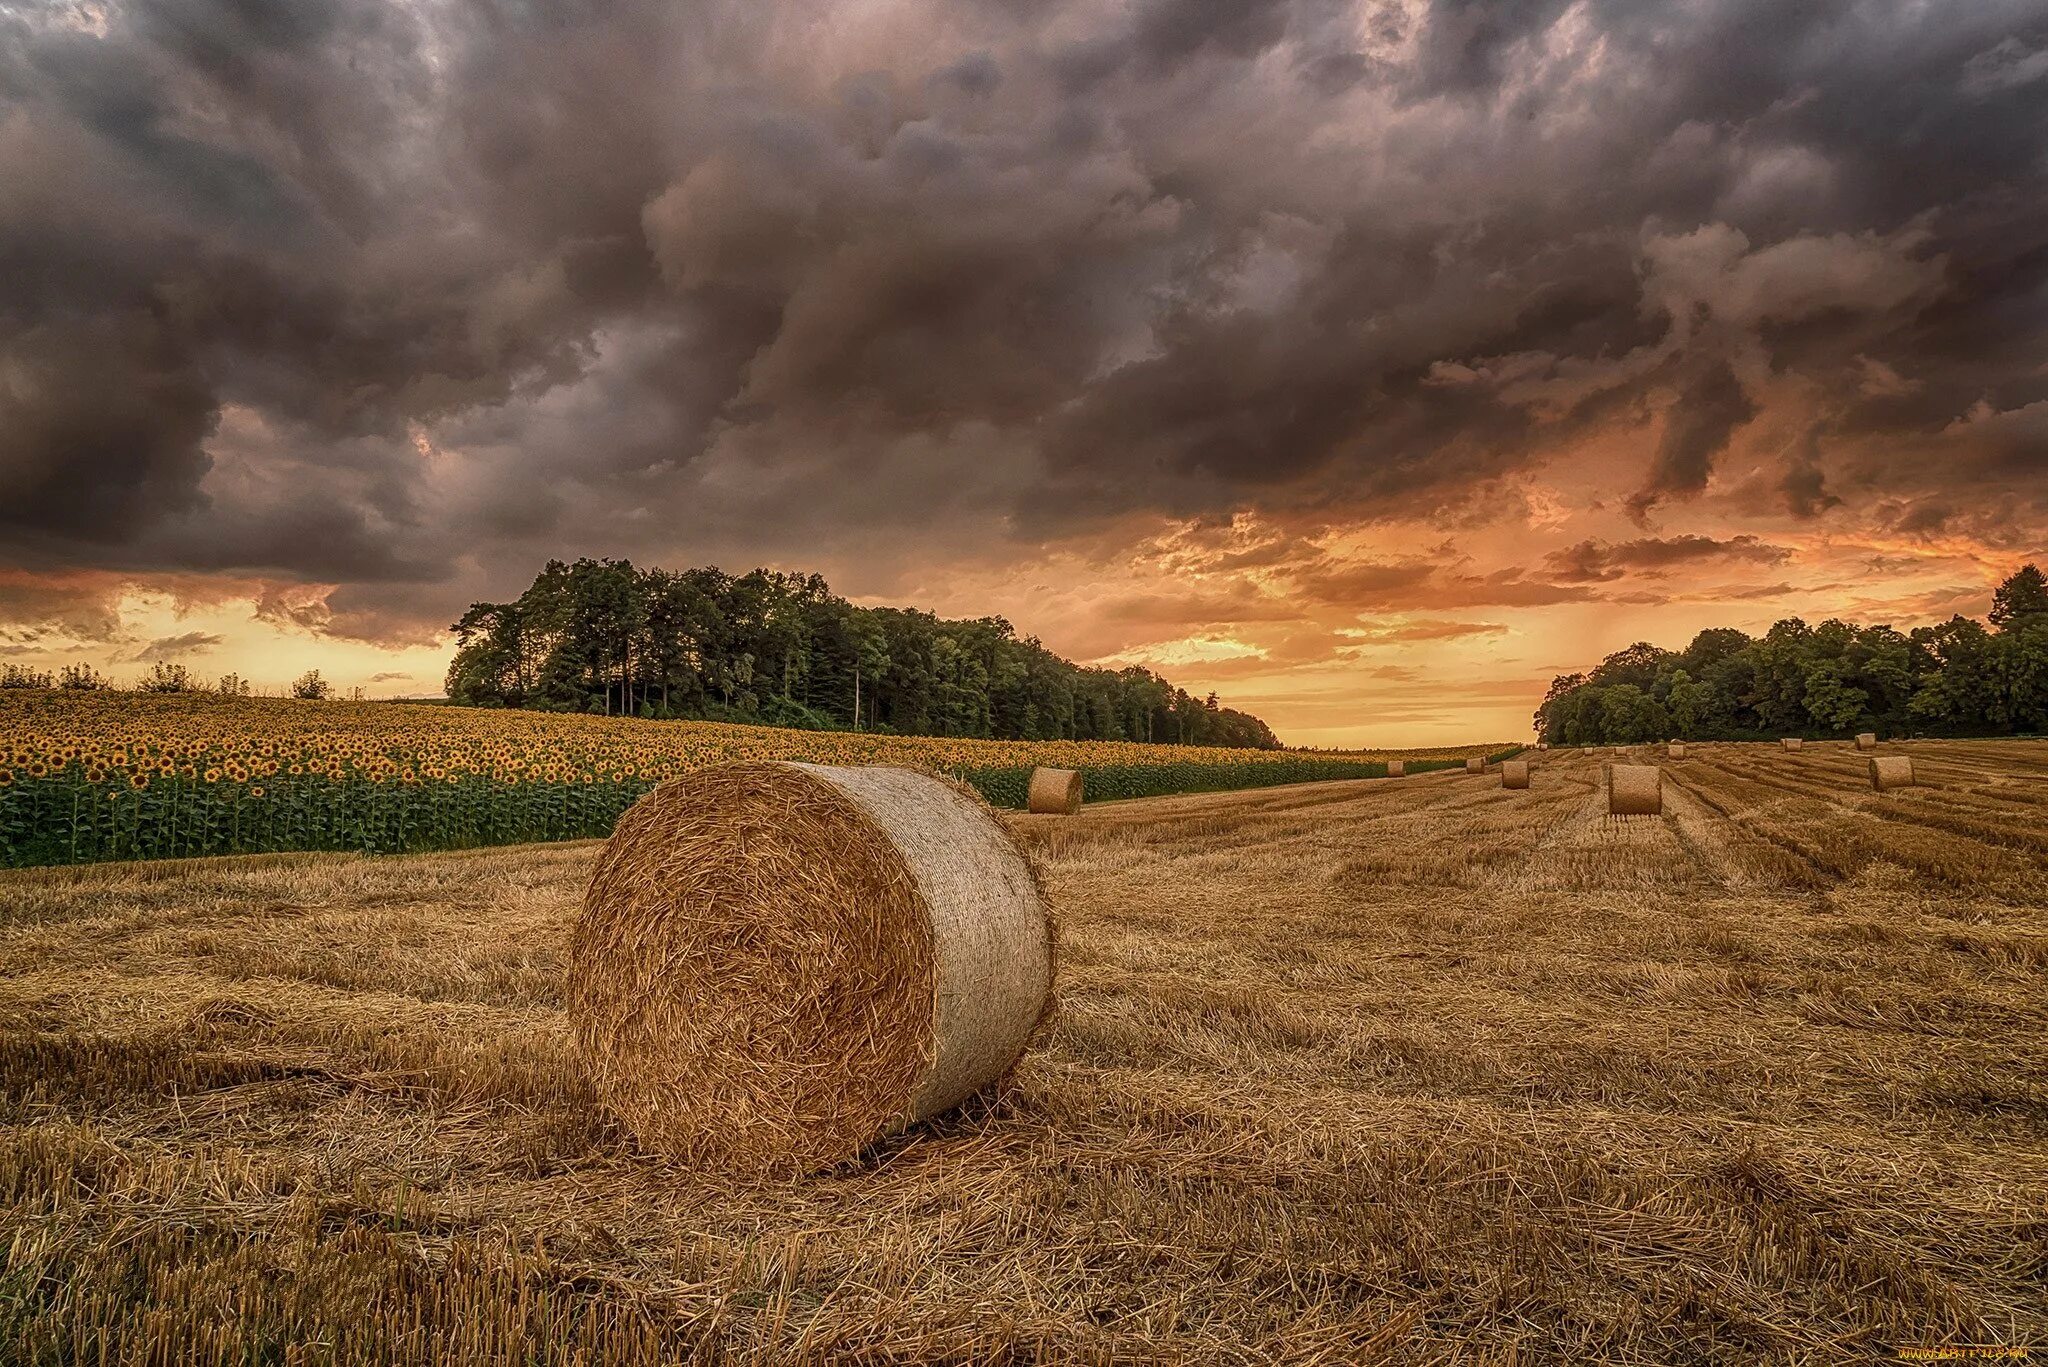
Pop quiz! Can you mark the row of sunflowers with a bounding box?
[0,692,1505,867]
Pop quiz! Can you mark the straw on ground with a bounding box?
[3,739,2042,1362]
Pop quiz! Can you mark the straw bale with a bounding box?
[1668,743,1688,760]
[1386,760,1405,777]
[1608,764,1662,816]
[1026,766,1083,815]
[1781,738,1804,751]
[1870,756,1916,792]
[570,761,1054,1175]
[1856,733,1877,750]
[1466,756,1485,774]
[1501,760,1530,790]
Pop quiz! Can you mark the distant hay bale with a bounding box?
[1466,756,1484,774]
[1026,766,1083,815]
[1608,764,1662,816]
[1501,759,1530,790]
[570,762,1054,1176]
[1386,759,1406,777]
[1668,742,1688,760]
[1781,738,1804,752]
[1856,733,1877,750]
[1870,756,1916,792]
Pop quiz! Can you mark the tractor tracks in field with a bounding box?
[1660,766,1839,889]
[1656,776,1772,891]
[1704,755,2048,862]
[1485,764,1716,894]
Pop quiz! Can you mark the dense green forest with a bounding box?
[445,559,1281,747]
[1536,564,2048,744]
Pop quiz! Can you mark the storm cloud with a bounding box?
[1,0,2044,645]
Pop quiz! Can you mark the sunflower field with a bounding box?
[0,692,1512,867]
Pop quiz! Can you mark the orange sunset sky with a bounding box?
[3,1,2044,746]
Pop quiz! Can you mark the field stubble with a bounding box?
[1,740,2044,1363]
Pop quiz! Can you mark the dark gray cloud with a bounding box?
[1,0,2044,642]
[135,630,223,661]
[0,573,126,641]
[1629,360,1760,519]
[1545,534,1792,583]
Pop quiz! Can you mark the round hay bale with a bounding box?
[1465,756,1485,774]
[570,762,1054,1175]
[1026,766,1083,815]
[1667,742,1688,760]
[1856,732,1877,750]
[1386,759,1406,777]
[1780,737,1804,751]
[1501,759,1530,790]
[1870,755,1916,792]
[1608,764,1662,816]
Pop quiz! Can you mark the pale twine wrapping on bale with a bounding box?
[1466,756,1485,774]
[1386,760,1406,777]
[1501,759,1530,790]
[570,761,1054,1176]
[1870,755,1916,792]
[1608,764,1662,816]
[1781,737,1804,751]
[1026,766,1083,815]
[1668,743,1688,760]
[1857,733,1877,750]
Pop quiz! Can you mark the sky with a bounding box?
[2,0,2045,746]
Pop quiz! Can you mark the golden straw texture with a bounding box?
[1857,733,1877,750]
[1501,760,1530,790]
[1870,755,1916,792]
[1668,743,1688,760]
[569,761,1052,1175]
[1026,767,1084,815]
[1608,764,1663,816]
[1781,738,1804,752]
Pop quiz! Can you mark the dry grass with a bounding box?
[2,741,2044,1364]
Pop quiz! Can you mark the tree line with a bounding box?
[1536,564,2048,745]
[0,663,340,699]
[444,559,1282,748]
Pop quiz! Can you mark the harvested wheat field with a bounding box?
[3,741,2045,1364]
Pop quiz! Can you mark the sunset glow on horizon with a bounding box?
[2,503,2029,747]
